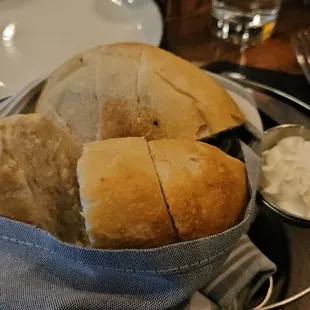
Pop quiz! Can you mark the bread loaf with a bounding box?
[0,114,87,244]
[36,43,246,144]
[77,137,177,249]
[148,139,247,241]
[77,137,247,249]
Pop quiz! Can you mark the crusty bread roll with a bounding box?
[36,43,246,144]
[148,139,247,241]
[77,137,247,249]
[77,137,177,249]
[0,114,87,244]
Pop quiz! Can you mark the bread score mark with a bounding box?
[146,141,182,242]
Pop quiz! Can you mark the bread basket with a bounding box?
[0,139,260,309]
[0,62,263,308]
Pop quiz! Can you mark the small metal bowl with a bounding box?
[258,124,310,227]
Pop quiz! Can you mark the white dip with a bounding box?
[261,136,310,218]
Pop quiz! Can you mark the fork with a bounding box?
[291,29,310,85]
[0,77,46,118]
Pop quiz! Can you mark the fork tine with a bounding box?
[0,77,46,117]
[0,92,28,117]
[298,30,310,69]
[292,30,310,85]
[0,96,27,117]
[0,98,17,117]
[0,99,12,117]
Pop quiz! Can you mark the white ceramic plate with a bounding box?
[0,0,163,99]
[0,71,264,134]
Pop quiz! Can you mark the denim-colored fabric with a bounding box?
[0,143,273,310]
[196,235,276,310]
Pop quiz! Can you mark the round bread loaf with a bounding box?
[36,43,246,144]
[0,114,87,245]
[77,137,247,249]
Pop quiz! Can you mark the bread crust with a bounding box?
[77,137,247,249]
[36,43,246,143]
[0,114,87,244]
[77,137,176,249]
[148,139,247,241]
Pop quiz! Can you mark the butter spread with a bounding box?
[261,136,310,218]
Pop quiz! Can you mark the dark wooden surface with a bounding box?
[161,1,310,309]
[164,0,310,74]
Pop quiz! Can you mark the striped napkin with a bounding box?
[186,235,276,310]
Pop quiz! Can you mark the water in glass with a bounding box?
[211,0,282,46]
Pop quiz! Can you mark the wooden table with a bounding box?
[164,0,310,74]
[162,1,310,309]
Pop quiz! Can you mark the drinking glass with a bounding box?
[211,0,282,46]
